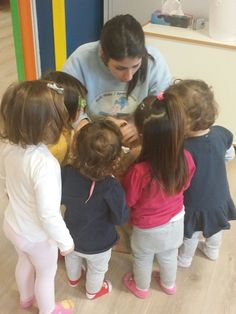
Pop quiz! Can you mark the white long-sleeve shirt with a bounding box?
[0,141,73,252]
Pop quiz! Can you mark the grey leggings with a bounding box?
[131,218,184,290]
[65,249,112,294]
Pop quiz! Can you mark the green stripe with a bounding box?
[10,0,25,81]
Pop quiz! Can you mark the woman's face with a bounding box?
[107,57,142,82]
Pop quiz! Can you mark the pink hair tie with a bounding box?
[156,92,164,101]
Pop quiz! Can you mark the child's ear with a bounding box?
[99,48,105,59]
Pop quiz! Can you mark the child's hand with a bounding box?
[74,118,89,132]
[60,245,74,256]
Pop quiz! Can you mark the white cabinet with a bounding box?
[143,23,236,143]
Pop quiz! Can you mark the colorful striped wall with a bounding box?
[10,0,103,81]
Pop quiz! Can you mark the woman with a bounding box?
[63,14,171,146]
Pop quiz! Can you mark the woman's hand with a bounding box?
[120,123,139,146]
[106,116,139,146]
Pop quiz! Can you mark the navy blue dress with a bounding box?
[184,126,236,238]
[61,165,129,254]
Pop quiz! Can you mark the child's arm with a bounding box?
[34,157,74,253]
[0,143,9,201]
[105,180,129,225]
[225,145,235,161]
[74,118,89,133]
[122,165,143,208]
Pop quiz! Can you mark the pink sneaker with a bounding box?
[20,296,35,309]
[86,280,112,300]
[51,299,74,314]
[152,271,176,295]
[123,272,150,299]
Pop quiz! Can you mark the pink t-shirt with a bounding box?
[123,150,195,229]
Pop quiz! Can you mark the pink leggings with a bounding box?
[3,219,58,314]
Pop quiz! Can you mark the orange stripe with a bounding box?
[18,0,36,80]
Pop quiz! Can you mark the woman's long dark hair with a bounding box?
[100,14,153,96]
[135,94,188,195]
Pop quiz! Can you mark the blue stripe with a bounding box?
[35,0,55,74]
[65,0,103,58]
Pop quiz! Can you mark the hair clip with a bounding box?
[78,96,87,109]
[47,82,64,94]
[140,102,145,110]
[156,92,164,101]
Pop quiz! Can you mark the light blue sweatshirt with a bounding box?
[63,41,171,120]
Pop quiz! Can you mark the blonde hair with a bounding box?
[167,79,218,135]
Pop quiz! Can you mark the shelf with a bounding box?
[143,23,236,50]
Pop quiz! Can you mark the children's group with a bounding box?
[0,14,235,314]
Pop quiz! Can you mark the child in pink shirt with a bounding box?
[123,92,195,298]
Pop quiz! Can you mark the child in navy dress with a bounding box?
[61,120,129,300]
[122,93,195,298]
[170,79,236,267]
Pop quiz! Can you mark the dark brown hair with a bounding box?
[72,119,122,181]
[100,14,153,96]
[42,71,87,122]
[0,80,68,146]
[135,93,188,195]
[167,79,218,134]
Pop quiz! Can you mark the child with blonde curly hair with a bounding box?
[170,79,236,267]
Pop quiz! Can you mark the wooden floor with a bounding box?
[1,5,236,314]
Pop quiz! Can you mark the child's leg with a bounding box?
[131,230,154,290]
[153,218,184,294]
[14,248,35,306]
[122,232,152,298]
[27,240,58,314]
[198,231,222,260]
[65,251,83,285]
[178,231,201,267]
[3,220,35,306]
[156,248,178,288]
[85,249,112,295]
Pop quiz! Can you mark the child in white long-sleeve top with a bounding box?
[0,80,74,314]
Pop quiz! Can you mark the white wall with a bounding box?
[106,0,209,25]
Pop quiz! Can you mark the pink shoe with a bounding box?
[86,280,112,300]
[123,272,150,299]
[51,299,74,314]
[152,271,176,295]
[20,296,35,309]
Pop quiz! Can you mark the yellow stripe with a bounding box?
[52,0,67,70]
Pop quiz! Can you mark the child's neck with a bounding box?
[188,128,210,137]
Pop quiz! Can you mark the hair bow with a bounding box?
[156,92,164,101]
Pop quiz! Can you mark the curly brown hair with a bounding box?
[167,79,218,134]
[72,119,122,181]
